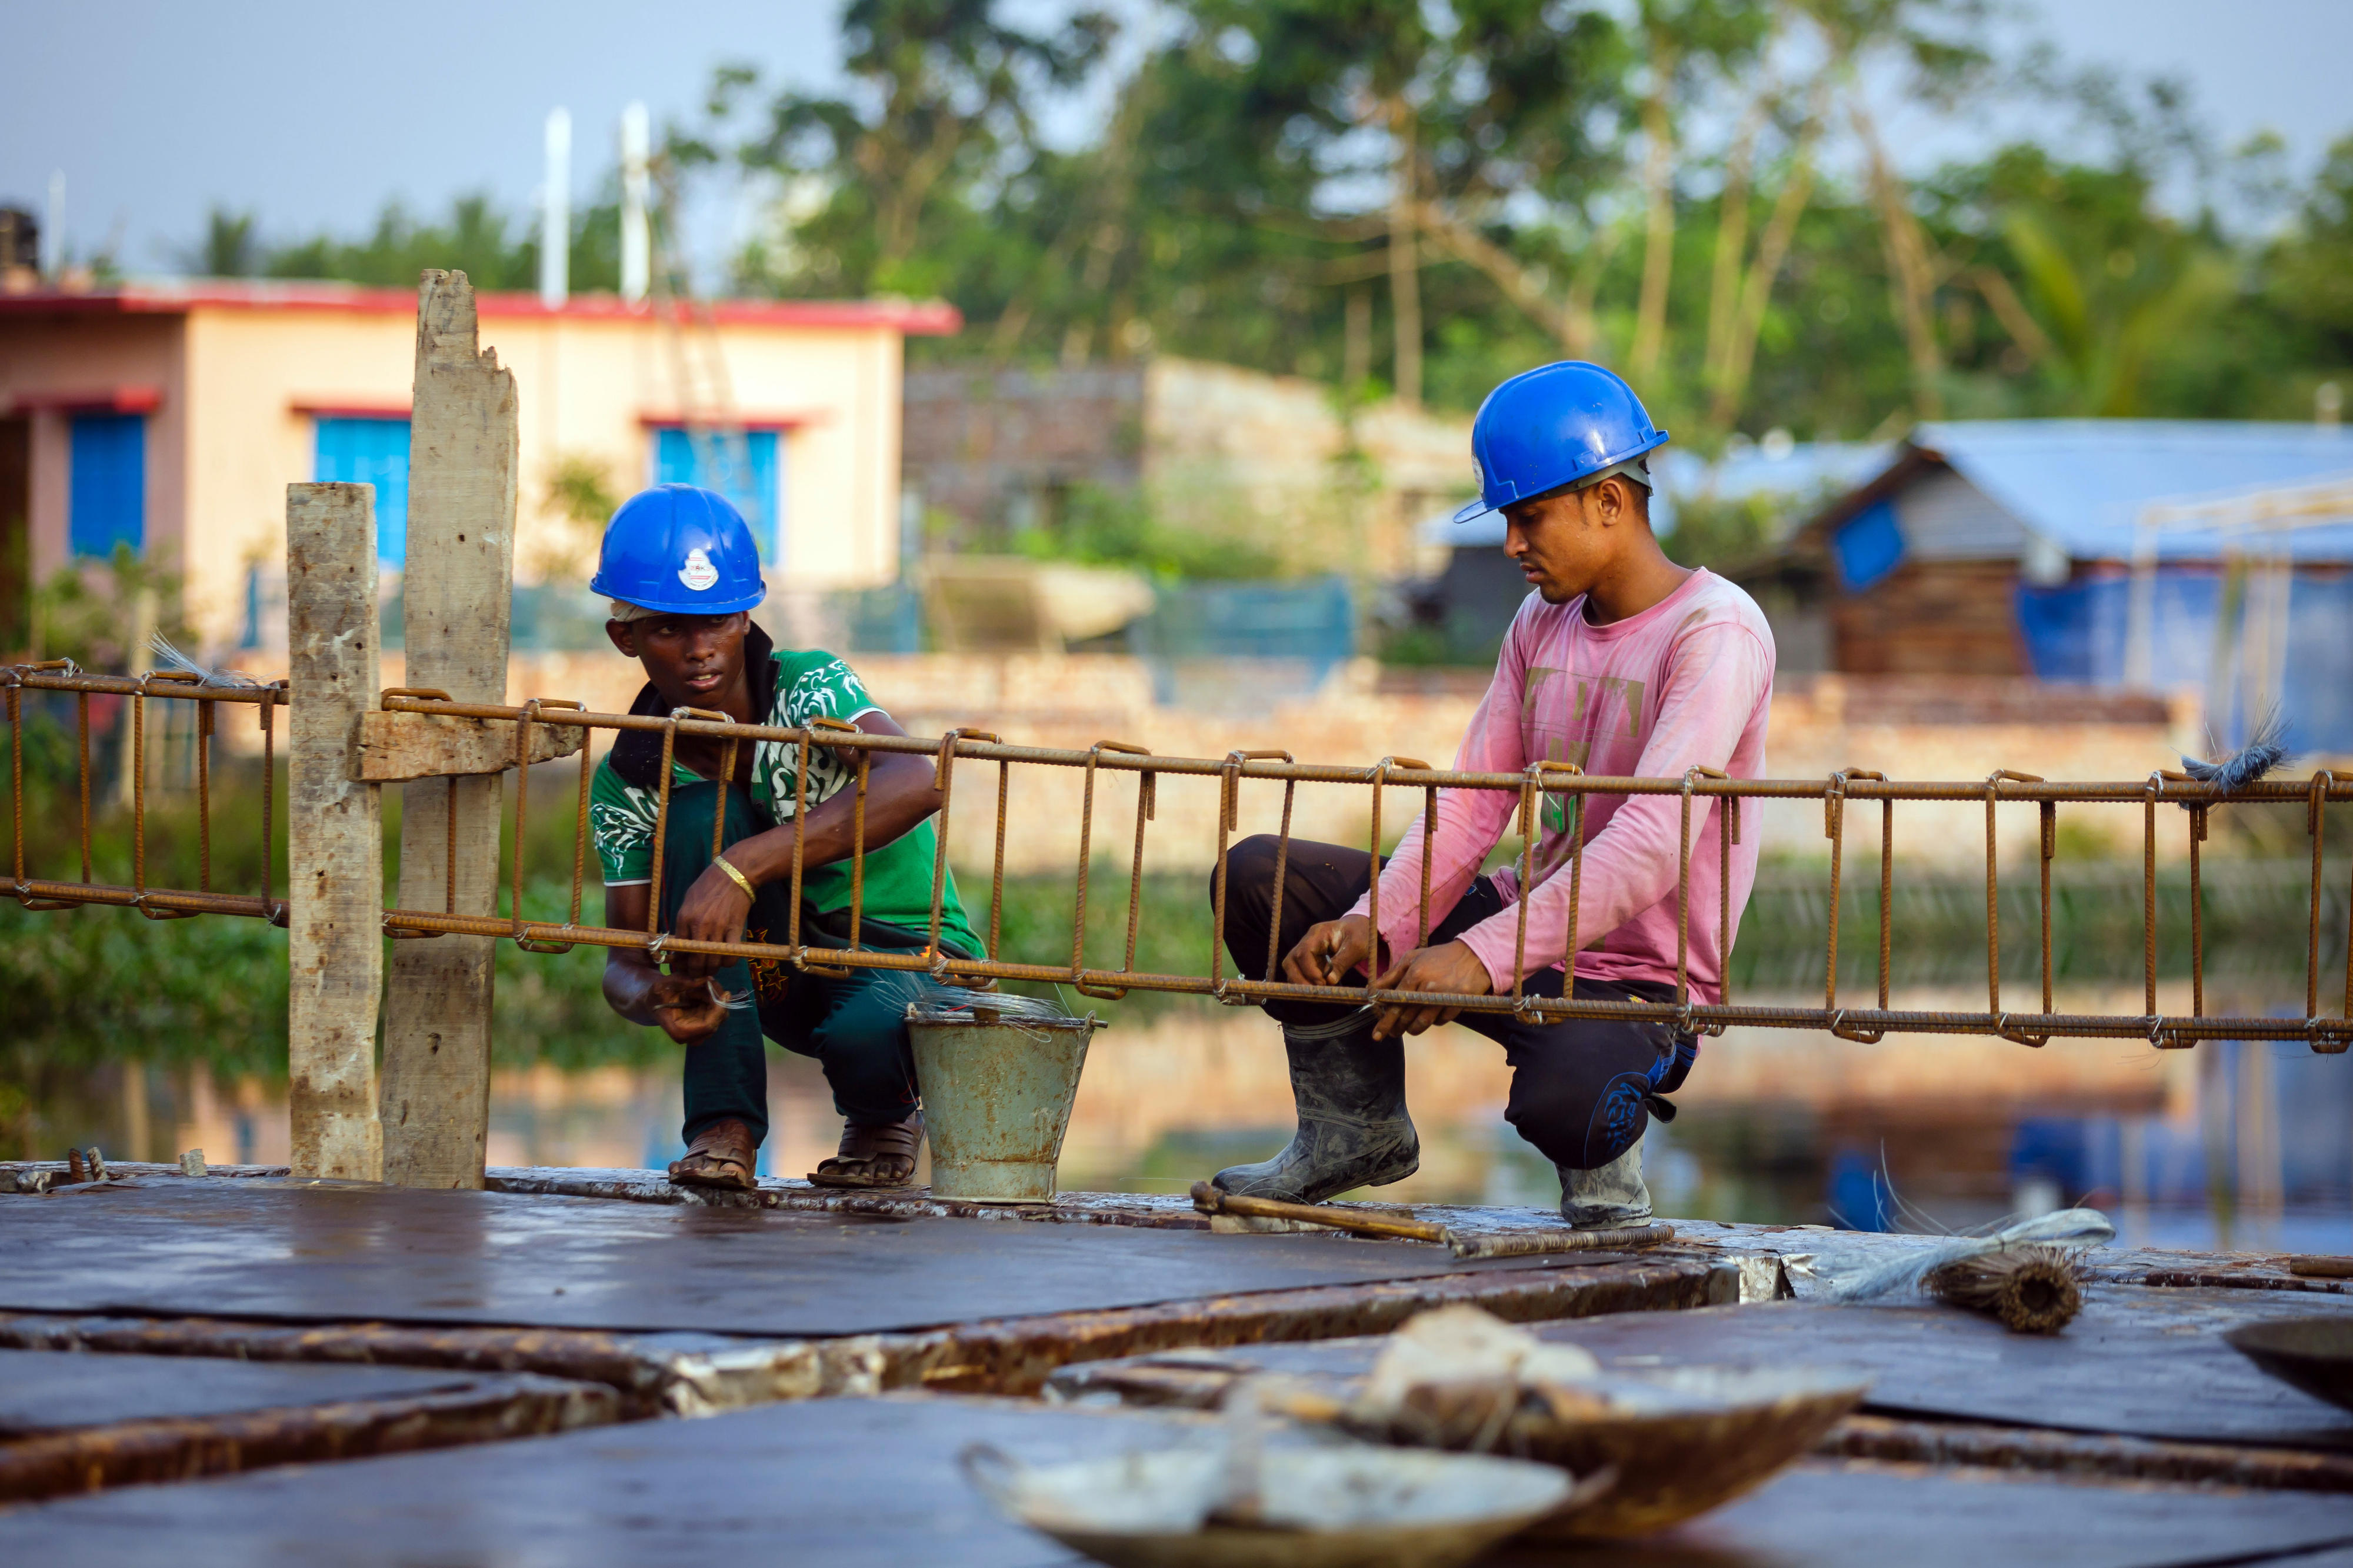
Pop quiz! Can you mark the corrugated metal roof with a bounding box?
[1904,420,2353,562]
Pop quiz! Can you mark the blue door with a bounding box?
[69,413,145,558]
[313,417,412,566]
[651,427,781,562]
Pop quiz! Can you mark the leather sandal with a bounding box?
[668,1117,759,1191]
[809,1109,924,1189]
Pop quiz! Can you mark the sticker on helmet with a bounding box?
[1472,458,1485,491]
[678,548,720,592]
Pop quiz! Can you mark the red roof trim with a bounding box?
[0,282,962,336]
[637,409,828,432]
[291,400,412,421]
[2,385,163,415]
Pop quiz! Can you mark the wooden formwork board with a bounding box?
[0,1177,1688,1341]
[6,1393,2353,1567]
[0,1348,614,1504]
[1051,1284,2353,1453]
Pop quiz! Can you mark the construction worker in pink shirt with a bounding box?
[1209,362,1776,1228]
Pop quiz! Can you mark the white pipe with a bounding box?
[621,103,650,305]
[541,108,572,310]
[42,170,63,278]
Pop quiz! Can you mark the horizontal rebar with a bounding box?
[10,668,2351,1052]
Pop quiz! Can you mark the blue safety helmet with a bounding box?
[1451,361,1668,525]
[590,484,767,616]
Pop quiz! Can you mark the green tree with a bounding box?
[714,0,1114,298]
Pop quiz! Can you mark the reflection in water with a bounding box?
[26,989,2351,1255]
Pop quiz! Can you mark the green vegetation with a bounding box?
[178,1,2353,461]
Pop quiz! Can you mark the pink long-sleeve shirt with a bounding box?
[1351,568,1775,1001]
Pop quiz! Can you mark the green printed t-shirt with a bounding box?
[588,646,981,958]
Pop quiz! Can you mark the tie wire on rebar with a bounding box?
[5,663,287,925]
[9,664,2353,1052]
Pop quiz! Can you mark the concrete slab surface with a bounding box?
[5,1394,2351,1567]
[0,1177,1623,1339]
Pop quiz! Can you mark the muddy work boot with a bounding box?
[1557,1134,1651,1230]
[1212,1011,1419,1204]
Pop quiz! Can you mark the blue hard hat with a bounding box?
[590,484,767,615]
[1452,361,1668,525]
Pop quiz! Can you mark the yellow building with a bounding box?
[0,280,958,655]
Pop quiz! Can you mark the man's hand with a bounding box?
[645,972,729,1044]
[1282,915,1379,989]
[1367,939,1494,1040]
[667,864,755,980]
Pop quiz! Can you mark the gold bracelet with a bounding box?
[711,855,756,902]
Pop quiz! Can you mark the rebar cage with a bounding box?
[8,662,2351,1052]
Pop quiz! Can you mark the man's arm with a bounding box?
[1281,609,1534,1011]
[659,709,943,982]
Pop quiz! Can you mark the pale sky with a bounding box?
[6,0,2350,282]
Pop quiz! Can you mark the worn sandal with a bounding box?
[668,1117,759,1191]
[809,1110,924,1189]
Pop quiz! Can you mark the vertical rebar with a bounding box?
[2189,803,2207,1020]
[1264,778,1296,990]
[77,690,92,883]
[787,732,811,959]
[646,714,679,939]
[1675,773,1697,1012]
[990,759,1009,961]
[2307,771,2329,1024]
[196,699,212,892]
[2144,776,2161,1022]
[1418,782,1438,952]
[2039,800,2057,1017]
[1719,788,1737,1012]
[1984,776,2001,1020]
[1877,790,1893,1013]
[5,682,18,893]
[569,719,592,929]
[1367,760,1385,979]
[511,700,539,937]
[1071,749,1099,981]
[259,689,278,922]
[131,683,146,905]
[1512,768,1537,1009]
[1824,774,1847,1013]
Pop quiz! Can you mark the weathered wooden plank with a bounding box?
[352,710,581,783]
[9,1397,2353,1567]
[284,482,384,1183]
[380,269,519,1191]
[0,1350,616,1503]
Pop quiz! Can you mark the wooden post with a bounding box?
[286,482,385,1182]
[379,271,519,1189]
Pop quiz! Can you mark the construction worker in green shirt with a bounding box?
[587,485,982,1191]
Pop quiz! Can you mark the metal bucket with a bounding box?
[909,1007,1102,1204]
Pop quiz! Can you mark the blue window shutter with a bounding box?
[312,417,412,566]
[1831,498,1905,592]
[68,413,146,558]
[648,427,781,562]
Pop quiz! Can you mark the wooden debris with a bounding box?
[284,481,385,1183]
[379,269,520,1192]
[1925,1245,2085,1335]
[1190,1182,1674,1258]
[352,710,581,783]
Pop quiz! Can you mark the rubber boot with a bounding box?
[1557,1132,1651,1230]
[1211,1011,1419,1203]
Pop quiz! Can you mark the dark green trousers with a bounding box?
[655,781,969,1149]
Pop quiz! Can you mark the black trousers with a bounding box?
[656,781,964,1146]
[1212,835,1697,1171]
